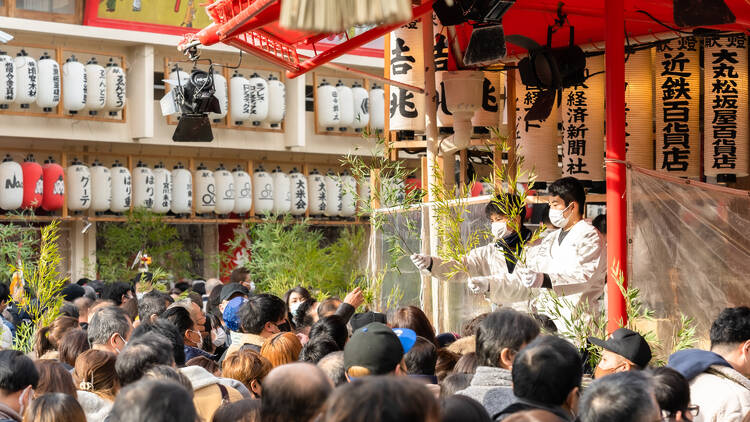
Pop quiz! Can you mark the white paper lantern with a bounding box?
[369,84,385,131]
[266,74,285,127]
[105,58,126,116]
[90,160,111,212]
[62,55,87,114]
[84,58,106,115]
[357,177,371,212]
[229,71,251,125]
[271,167,291,214]
[435,72,453,127]
[317,79,340,131]
[308,169,326,216]
[441,70,484,148]
[152,162,171,214]
[214,164,235,215]
[132,161,155,209]
[472,71,504,128]
[336,81,354,131]
[389,18,425,133]
[0,51,16,108]
[0,155,22,211]
[14,50,37,109]
[171,163,192,214]
[253,165,274,215]
[324,171,342,217]
[624,49,654,169]
[232,166,252,215]
[37,52,60,112]
[289,168,307,216]
[195,163,215,214]
[339,172,356,217]
[351,82,369,131]
[66,158,91,212]
[209,71,228,123]
[248,73,269,126]
[110,160,131,213]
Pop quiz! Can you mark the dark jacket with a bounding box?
[493,398,573,421]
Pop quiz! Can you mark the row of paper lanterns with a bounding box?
[0,155,377,217]
[316,79,385,132]
[0,51,126,115]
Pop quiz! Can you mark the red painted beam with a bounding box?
[217,0,280,40]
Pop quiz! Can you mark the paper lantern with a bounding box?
[317,79,340,131]
[171,163,192,214]
[66,158,91,212]
[472,71,504,128]
[229,71,251,125]
[350,82,369,131]
[336,81,354,131]
[37,52,60,112]
[654,38,701,177]
[561,55,605,181]
[515,70,561,183]
[339,172,356,217]
[704,34,749,177]
[442,70,484,149]
[266,74,285,127]
[432,12,451,72]
[214,164,235,215]
[324,171,341,217]
[152,162,171,214]
[132,161,155,210]
[195,163,215,214]
[0,51,16,109]
[105,58,126,116]
[248,73,269,126]
[110,160,131,213]
[0,155,22,211]
[253,165,274,215]
[389,18,425,133]
[41,157,64,212]
[62,55,87,114]
[90,160,111,212]
[232,166,252,215]
[289,168,307,216]
[435,71,453,127]
[84,58,106,115]
[21,154,43,209]
[624,49,654,169]
[389,87,425,132]
[369,84,385,131]
[271,167,291,214]
[308,169,326,216]
[357,177,371,212]
[209,71,228,123]
[14,50,37,109]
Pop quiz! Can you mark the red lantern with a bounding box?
[21,154,43,209]
[41,157,64,212]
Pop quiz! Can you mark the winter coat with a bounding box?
[77,390,113,422]
[457,366,517,417]
[180,365,244,422]
[0,402,20,422]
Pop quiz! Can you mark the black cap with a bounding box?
[344,322,403,375]
[220,283,249,302]
[61,284,86,302]
[588,328,652,368]
[350,311,387,331]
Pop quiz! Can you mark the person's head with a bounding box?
[131,319,185,366]
[170,298,206,334]
[161,306,201,349]
[453,352,479,374]
[102,281,135,306]
[205,278,223,297]
[440,373,474,398]
[141,365,194,398]
[138,290,171,324]
[320,376,439,422]
[592,214,606,235]
[0,350,38,415]
[650,367,696,421]
[578,371,660,422]
[344,322,406,378]
[21,392,86,422]
[87,306,132,355]
[191,281,206,297]
[435,349,460,383]
[35,316,79,358]
[61,283,86,302]
[222,349,272,397]
[512,336,582,411]
[301,335,340,364]
[260,362,333,422]
[219,283,249,313]
[115,332,175,386]
[284,286,312,316]
[485,194,526,239]
[35,360,76,396]
[589,328,652,378]
[58,329,90,368]
[239,294,288,337]
[293,299,316,333]
[462,313,488,337]
[230,268,252,291]
[503,410,567,422]
[186,356,220,376]
[317,351,346,387]
[710,306,750,377]
[309,315,348,350]
[109,379,197,422]
[405,337,438,376]
[317,297,342,319]
[441,394,491,422]
[261,332,303,367]
[392,306,437,346]
[476,309,539,369]
[211,398,261,422]
[547,177,585,228]
[350,311,388,332]
[73,349,119,400]
[0,282,9,311]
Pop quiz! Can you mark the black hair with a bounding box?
[102,282,133,306]
[160,307,194,337]
[710,306,750,349]
[293,300,316,330]
[579,371,657,422]
[212,398,261,422]
[173,282,190,293]
[206,286,223,320]
[475,309,539,368]
[60,302,80,320]
[309,315,348,351]
[283,286,312,307]
[440,373,474,398]
[0,350,39,392]
[109,380,197,422]
[131,319,186,367]
[300,335,340,364]
[0,282,10,304]
[191,283,206,296]
[115,332,175,386]
[485,193,526,223]
[548,177,586,215]
[441,394,491,422]
[87,280,105,298]
[404,337,437,376]
[317,297,341,319]
[512,335,582,406]
[239,294,286,335]
[138,290,170,324]
[650,367,690,416]
[592,214,606,235]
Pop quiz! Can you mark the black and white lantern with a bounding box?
[266,74,285,127]
[0,51,16,109]
[248,73,269,126]
[110,160,131,213]
[289,168,307,216]
[339,171,356,217]
[351,82,369,131]
[209,70,228,123]
[105,58,126,116]
[229,71,251,125]
[66,158,91,212]
[232,165,252,215]
[214,164,235,215]
[324,170,341,217]
[37,52,60,112]
[152,162,171,214]
[14,50,37,109]
[171,162,192,215]
[316,79,340,131]
[90,160,111,213]
[271,166,291,214]
[336,80,354,131]
[0,155,22,211]
[307,169,326,216]
[194,163,215,214]
[62,55,87,114]
[85,58,106,115]
[132,161,155,210]
[253,165,273,215]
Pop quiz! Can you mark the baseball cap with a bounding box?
[220,283,249,302]
[588,328,652,368]
[345,322,410,375]
[350,311,387,331]
[61,284,85,302]
[223,296,247,332]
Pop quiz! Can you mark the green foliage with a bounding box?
[0,214,39,283]
[96,208,196,282]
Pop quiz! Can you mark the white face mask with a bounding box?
[212,328,227,347]
[549,203,572,228]
[491,221,509,239]
[289,301,304,316]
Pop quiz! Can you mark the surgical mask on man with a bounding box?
[212,328,227,347]
[549,203,572,228]
[289,301,304,316]
[491,221,509,239]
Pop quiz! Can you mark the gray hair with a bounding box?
[317,351,346,387]
[169,299,194,312]
[579,371,659,422]
[88,306,131,345]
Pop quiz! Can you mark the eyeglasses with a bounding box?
[660,405,699,421]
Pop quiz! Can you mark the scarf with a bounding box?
[495,226,532,274]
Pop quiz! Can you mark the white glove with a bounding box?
[467,276,489,294]
[411,254,433,273]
